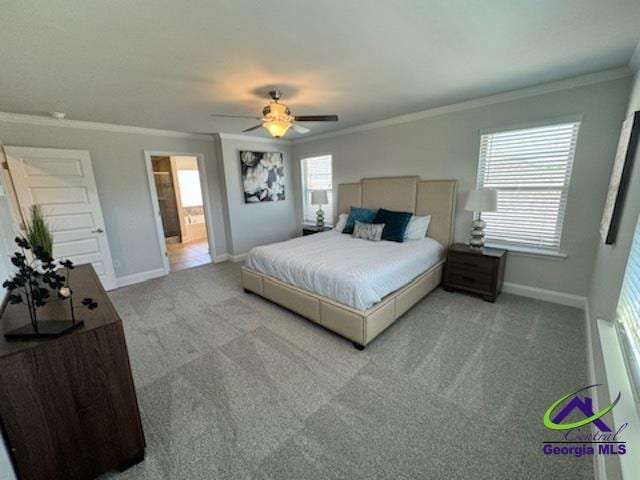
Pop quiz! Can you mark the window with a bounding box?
[617,214,640,402]
[301,155,333,225]
[476,121,580,253]
[177,169,204,207]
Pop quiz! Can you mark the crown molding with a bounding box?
[292,66,633,145]
[0,65,632,146]
[630,41,640,73]
[0,112,213,141]
[217,132,292,145]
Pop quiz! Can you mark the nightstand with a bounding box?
[443,243,507,302]
[303,225,332,236]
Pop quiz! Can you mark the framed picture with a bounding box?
[240,150,285,203]
[601,111,640,245]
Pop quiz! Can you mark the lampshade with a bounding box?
[464,188,497,212]
[263,120,291,138]
[311,190,329,206]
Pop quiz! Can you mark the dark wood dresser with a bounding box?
[443,243,507,302]
[0,265,145,480]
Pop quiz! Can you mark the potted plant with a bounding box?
[1,236,98,339]
[24,204,54,258]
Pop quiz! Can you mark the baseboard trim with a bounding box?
[502,282,587,309]
[230,253,248,263]
[115,268,167,288]
[213,253,230,263]
[211,252,245,263]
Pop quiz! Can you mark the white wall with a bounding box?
[292,75,632,297]
[590,70,640,320]
[215,134,299,256]
[0,120,229,280]
[587,68,640,480]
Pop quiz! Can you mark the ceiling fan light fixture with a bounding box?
[211,90,338,138]
[263,119,291,138]
[267,102,289,117]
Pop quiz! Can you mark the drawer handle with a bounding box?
[463,262,477,267]
[462,276,475,282]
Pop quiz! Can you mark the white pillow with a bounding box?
[334,213,349,232]
[404,215,431,241]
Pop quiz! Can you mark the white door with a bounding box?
[4,147,117,290]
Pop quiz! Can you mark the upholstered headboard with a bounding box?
[337,176,457,246]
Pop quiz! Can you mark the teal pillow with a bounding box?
[373,208,413,242]
[343,206,378,234]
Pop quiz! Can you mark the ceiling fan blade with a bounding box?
[293,115,338,122]
[242,124,263,132]
[211,113,262,120]
[291,124,311,134]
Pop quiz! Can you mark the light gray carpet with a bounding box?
[102,262,593,480]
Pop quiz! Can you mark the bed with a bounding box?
[241,176,457,348]
[246,231,445,311]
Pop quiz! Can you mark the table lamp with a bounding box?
[464,188,497,248]
[311,190,329,228]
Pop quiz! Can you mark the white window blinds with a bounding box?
[477,121,580,253]
[617,214,640,397]
[301,155,333,225]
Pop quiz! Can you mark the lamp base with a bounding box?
[469,219,486,249]
[316,207,325,228]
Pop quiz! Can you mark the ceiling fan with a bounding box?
[210,90,338,138]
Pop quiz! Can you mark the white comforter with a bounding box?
[245,230,444,310]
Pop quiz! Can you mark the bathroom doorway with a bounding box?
[149,154,212,272]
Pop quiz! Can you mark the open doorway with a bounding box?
[150,155,212,272]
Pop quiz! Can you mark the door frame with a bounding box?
[2,145,117,290]
[0,141,26,231]
[143,150,217,274]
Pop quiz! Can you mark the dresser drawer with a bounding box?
[446,270,493,291]
[447,253,494,274]
[444,244,506,302]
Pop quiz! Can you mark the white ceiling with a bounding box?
[1,0,639,138]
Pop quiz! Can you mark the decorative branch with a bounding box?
[2,236,98,328]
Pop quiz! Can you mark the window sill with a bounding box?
[597,319,640,479]
[484,243,568,260]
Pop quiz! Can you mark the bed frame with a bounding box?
[241,176,457,348]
